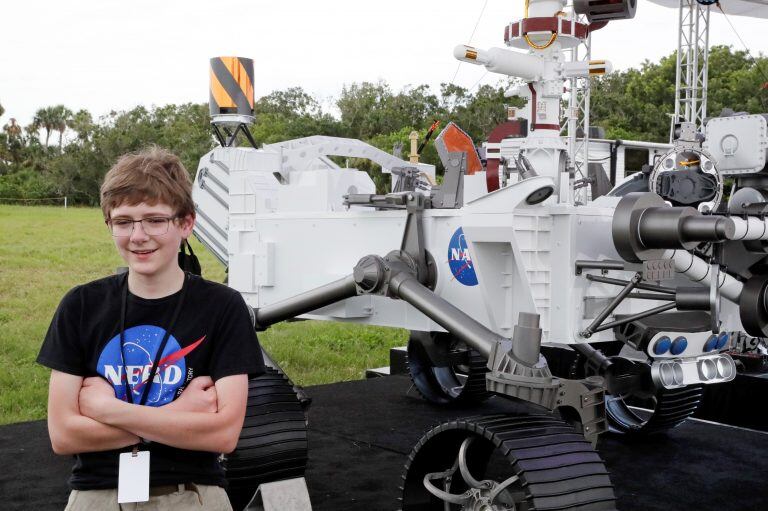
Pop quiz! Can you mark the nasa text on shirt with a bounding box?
[97,325,206,405]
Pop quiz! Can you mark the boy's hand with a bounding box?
[79,376,118,421]
[166,376,218,413]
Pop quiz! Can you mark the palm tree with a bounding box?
[2,118,23,167]
[67,109,93,144]
[24,123,38,141]
[33,107,56,147]
[51,105,73,151]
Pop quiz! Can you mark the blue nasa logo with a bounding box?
[97,325,188,406]
[448,227,478,286]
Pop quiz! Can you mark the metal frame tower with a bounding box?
[673,0,711,135]
[563,11,592,202]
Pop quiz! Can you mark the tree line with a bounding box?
[0,46,765,205]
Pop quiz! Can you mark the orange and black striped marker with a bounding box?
[209,56,254,117]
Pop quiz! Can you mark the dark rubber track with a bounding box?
[401,414,617,511]
[224,368,308,510]
[606,384,704,434]
[407,334,490,405]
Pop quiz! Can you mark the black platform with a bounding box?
[1,375,766,510]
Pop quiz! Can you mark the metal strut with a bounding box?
[578,263,715,339]
[580,272,680,338]
[580,273,643,338]
[212,122,258,148]
[586,274,677,294]
[253,249,502,359]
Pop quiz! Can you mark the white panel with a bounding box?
[704,115,768,174]
[229,253,256,293]
[464,173,488,202]
[254,242,274,287]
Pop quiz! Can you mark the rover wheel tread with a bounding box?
[224,368,309,510]
[607,384,703,434]
[401,414,617,510]
[407,332,490,405]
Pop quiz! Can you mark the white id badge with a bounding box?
[118,450,150,503]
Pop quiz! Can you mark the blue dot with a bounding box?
[715,332,730,350]
[670,336,688,356]
[703,334,718,352]
[653,336,672,355]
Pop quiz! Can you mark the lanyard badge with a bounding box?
[118,446,150,503]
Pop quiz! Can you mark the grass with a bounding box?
[0,205,407,425]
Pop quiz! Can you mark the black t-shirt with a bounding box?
[37,273,265,490]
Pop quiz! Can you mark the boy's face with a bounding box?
[108,202,194,280]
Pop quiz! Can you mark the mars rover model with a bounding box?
[194,1,768,509]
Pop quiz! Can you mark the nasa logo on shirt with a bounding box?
[447,227,478,286]
[97,325,205,406]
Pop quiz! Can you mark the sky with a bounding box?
[1,0,766,127]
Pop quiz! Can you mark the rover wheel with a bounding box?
[224,367,309,511]
[407,331,490,405]
[598,357,703,434]
[401,415,617,510]
[605,379,704,435]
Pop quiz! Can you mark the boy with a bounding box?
[37,147,265,510]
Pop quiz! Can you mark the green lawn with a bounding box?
[0,205,407,425]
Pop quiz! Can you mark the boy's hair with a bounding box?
[100,146,195,219]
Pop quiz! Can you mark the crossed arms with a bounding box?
[47,371,247,456]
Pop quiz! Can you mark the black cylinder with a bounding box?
[636,208,697,249]
[637,208,733,250]
[675,287,711,311]
[680,216,735,242]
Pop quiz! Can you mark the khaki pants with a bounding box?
[64,483,233,510]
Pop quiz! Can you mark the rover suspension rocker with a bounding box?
[193,2,768,510]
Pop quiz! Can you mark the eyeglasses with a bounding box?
[106,216,178,237]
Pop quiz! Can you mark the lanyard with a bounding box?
[119,272,189,406]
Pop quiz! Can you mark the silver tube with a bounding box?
[728,216,768,241]
[590,138,672,151]
[254,275,358,328]
[390,273,503,360]
[665,249,743,302]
